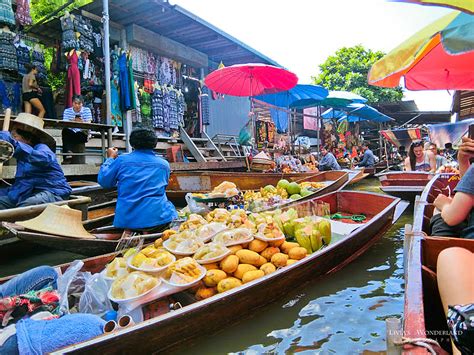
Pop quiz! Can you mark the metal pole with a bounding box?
[316,106,321,159]
[103,0,113,148]
[378,123,383,159]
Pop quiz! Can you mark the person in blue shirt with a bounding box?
[0,113,71,210]
[98,127,178,231]
[317,146,341,171]
[357,142,375,168]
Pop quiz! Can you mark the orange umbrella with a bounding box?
[390,0,473,14]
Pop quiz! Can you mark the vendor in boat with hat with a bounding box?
[0,113,71,210]
[98,127,178,231]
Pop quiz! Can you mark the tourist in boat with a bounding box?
[0,113,71,210]
[430,137,474,238]
[356,142,375,168]
[61,95,92,164]
[22,64,46,118]
[436,247,474,355]
[98,127,178,231]
[444,142,457,162]
[317,146,341,171]
[0,266,106,354]
[426,142,447,170]
[404,140,436,172]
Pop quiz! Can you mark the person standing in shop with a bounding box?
[61,95,92,164]
[22,64,46,118]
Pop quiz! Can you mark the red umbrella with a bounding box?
[204,63,298,97]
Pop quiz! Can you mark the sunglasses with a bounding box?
[412,141,423,147]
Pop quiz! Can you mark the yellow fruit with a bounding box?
[269,238,285,248]
[203,262,219,271]
[131,252,147,267]
[280,241,300,254]
[255,255,267,267]
[271,253,288,267]
[162,230,177,241]
[288,247,308,260]
[260,262,276,275]
[220,255,239,274]
[217,277,242,293]
[242,270,265,283]
[235,249,260,266]
[227,245,243,254]
[260,247,280,261]
[203,269,227,287]
[141,246,156,257]
[195,286,217,300]
[286,259,298,266]
[234,264,257,279]
[248,239,268,253]
[154,238,163,248]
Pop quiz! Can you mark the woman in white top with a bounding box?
[404,140,436,172]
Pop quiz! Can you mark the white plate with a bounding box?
[108,277,162,305]
[212,228,254,246]
[254,234,286,242]
[195,223,229,243]
[163,239,202,256]
[126,253,176,274]
[193,249,231,264]
[161,264,206,287]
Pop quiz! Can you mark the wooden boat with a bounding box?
[167,170,349,204]
[0,190,399,354]
[403,173,473,354]
[344,169,370,185]
[378,171,434,200]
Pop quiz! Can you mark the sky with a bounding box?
[172,0,455,112]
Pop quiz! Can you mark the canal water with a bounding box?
[0,178,411,354]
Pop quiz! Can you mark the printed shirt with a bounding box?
[359,149,375,167]
[454,165,474,238]
[63,106,92,133]
[319,152,341,171]
[98,149,178,229]
[0,132,72,204]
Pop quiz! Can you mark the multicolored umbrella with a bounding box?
[390,0,473,14]
[368,11,474,90]
[204,63,298,97]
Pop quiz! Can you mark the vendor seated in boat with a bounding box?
[404,140,436,172]
[0,113,71,210]
[356,142,375,168]
[316,145,341,171]
[430,137,474,239]
[98,127,178,231]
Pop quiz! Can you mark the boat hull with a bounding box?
[378,172,434,200]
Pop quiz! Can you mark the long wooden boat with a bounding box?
[379,171,434,200]
[0,190,399,354]
[167,170,349,204]
[403,173,473,354]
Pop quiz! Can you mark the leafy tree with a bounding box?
[30,0,92,23]
[312,45,403,105]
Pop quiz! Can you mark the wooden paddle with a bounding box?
[0,108,12,177]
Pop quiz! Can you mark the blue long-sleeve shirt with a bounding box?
[319,152,341,171]
[0,131,71,204]
[358,149,375,167]
[98,149,178,229]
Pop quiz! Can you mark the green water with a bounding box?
[0,178,410,354]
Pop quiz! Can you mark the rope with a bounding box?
[394,337,441,355]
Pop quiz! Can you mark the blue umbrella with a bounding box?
[319,91,367,108]
[323,103,393,123]
[254,84,329,109]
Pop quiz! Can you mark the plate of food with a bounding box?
[212,228,254,246]
[192,242,231,264]
[163,232,205,256]
[254,222,286,242]
[161,257,206,287]
[195,222,228,243]
[126,247,176,274]
[108,271,161,304]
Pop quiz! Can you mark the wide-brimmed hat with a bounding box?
[11,113,56,151]
[16,204,95,239]
[0,140,14,163]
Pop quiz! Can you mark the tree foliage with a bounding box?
[30,0,92,23]
[312,45,403,105]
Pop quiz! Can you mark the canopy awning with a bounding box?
[380,128,424,147]
[254,84,329,109]
[322,103,394,123]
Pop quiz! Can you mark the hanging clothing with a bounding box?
[118,52,131,111]
[151,88,164,129]
[31,49,46,82]
[111,50,119,74]
[0,31,17,71]
[15,0,32,26]
[0,0,15,27]
[162,88,171,132]
[65,50,81,108]
[127,55,136,109]
[200,87,210,126]
[110,74,122,127]
[92,32,103,58]
[169,89,178,131]
[139,91,152,127]
[131,83,141,123]
[177,92,185,127]
[60,15,77,50]
[15,42,30,75]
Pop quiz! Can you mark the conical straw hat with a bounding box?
[17,204,95,239]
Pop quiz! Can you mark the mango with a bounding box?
[236,249,260,266]
[217,277,242,293]
[269,238,285,248]
[203,269,227,287]
[286,259,298,266]
[242,270,265,284]
[288,247,308,260]
[271,253,288,267]
[248,239,268,253]
[227,245,243,254]
[280,241,300,254]
[234,264,257,279]
[260,247,280,261]
[255,255,267,267]
[220,255,239,274]
[260,262,276,275]
[195,286,217,300]
[203,262,220,270]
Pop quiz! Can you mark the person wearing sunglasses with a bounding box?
[404,140,436,172]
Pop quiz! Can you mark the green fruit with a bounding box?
[310,230,322,252]
[295,225,313,254]
[319,220,331,238]
[300,188,312,197]
[283,221,295,237]
[277,179,290,190]
[263,185,277,193]
[290,194,301,200]
[286,182,301,195]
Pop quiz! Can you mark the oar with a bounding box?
[0,108,12,177]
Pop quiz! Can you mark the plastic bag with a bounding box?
[57,260,85,315]
[79,272,113,317]
[185,193,210,215]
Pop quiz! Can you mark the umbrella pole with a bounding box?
[317,106,321,158]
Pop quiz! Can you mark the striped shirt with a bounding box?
[63,107,92,133]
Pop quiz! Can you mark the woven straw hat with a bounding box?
[11,113,56,151]
[17,204,95,239]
